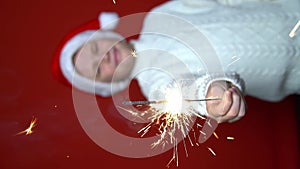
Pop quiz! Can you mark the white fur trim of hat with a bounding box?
[60,12,130,97]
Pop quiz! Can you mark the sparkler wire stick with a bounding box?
[122,100,167,105]
[184,98,221,102]
[122,98,221,105]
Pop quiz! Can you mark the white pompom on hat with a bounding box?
[55,12,130,97]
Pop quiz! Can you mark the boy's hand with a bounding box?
[206,81,246,123]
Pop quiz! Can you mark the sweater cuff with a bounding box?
[192,72,245,116]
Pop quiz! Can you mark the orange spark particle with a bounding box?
[207,147,216,156]
[16,117,37,135]
[227,136,235,140]
[289,20,300,38]
[213,132,219,139]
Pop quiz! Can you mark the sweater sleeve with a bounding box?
[190,72,245,116]
[136,69,245,117]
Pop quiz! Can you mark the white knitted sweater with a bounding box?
[130,0,300,115]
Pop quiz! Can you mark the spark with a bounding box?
[227,136,235,140]
[197,114,206,120]
[166,153,175,168]
[227,55,240,67]
[121,88,222,166]
[206,119,212,128]
[207,147,216,156]
[16,116,37,135]
[289,20,300,38]
[112,0,116,4]
[182,138,188,157]
[138,124,152,137]
[175,139,179,167]
[166,138,179,168]
[117,106,147,121]
[131,49,137,57]
[200,130,206,136]
[122,88,197,165]
[213,132,219,139]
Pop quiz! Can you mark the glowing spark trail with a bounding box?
[289,20,300,38]
[16,116,37,135]
[213,132,219,139]
[200,130,206,136]
[227,136,235,140]
[121,89,221,166]
[207,147,216,156]
[112,0,116,4]
[206,119,212,128]
[227,55,240,68]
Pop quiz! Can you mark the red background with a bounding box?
[0,0,299,169]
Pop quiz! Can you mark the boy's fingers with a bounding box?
[228,100,245,123]
[238,99,246,117]
[222,89,241,122]
[219,89,233,116]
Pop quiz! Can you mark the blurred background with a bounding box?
[0,0,299,169]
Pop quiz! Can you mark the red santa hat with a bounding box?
[52,12,130,97]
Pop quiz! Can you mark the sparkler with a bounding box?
[122,98,221,105]
[122,100,167,105]
[120,86,223,166]
[121,89,198,165]
[121,91,236,166]
[289,20,300,38]
[16,116,37,135]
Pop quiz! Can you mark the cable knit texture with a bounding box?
[130,0,300,115]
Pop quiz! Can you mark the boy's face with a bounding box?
[74,38,135,82]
